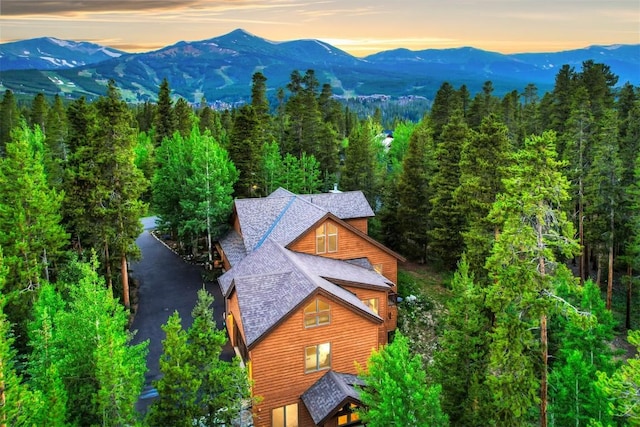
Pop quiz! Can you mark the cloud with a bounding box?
[0,0,261,16]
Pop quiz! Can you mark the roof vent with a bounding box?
[329,183,341,193]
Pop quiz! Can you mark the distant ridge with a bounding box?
[1,29,637,103]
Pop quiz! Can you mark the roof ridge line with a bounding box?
[253,195,298,250]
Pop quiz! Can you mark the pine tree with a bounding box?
[148,290,252,426]
[341,118,380,206]
[147,311,200,426]
[174,97,194,137]
[93,81,148,306]
[584,109,623,308]
[548,280,616,426]
[432,257,491,426]
[228,104,261,197]
[0,251,46,426]
[358,332,448,427]
[28,93,49,131]
[594,329,640,424]
[43,94,68,190]
[154,77,176,145]
[429,110,470,268]
[0,89,21,153]
[27,284,67,426]
[454,113,511,280]
[0,123,68,347]
[395,118,434,262]
[485,131,580,427]
[54,256,148,425]
[430,82,461,141]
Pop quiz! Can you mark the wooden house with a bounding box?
[217,188,404,427]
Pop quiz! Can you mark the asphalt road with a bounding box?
[130,217,233,414]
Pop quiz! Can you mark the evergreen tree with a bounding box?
[43,94,68,190]
[149,290,252,426]
[584,109,623,308]
[395,118,434,262]
[595,329,640,425]
[432,257,490,426]
[0,251,45,425]
[147,311,200,426]
[54,256,148,425]
[228,104,261,197]
[485,131,580,427]
[92,81,148,306]
[28,93,49,131]
[358,332,448,427]
[453,113,510,280]
[341,118,380,206]
[0,123,68,345]
[429,110,470,268]
[27,284,67,426]
[174,97,194,138]
[548,280,616,426]
[154,77,176,145]
[0,89,20,153]
[430,82,461,140]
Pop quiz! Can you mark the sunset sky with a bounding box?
[1,0,638,56]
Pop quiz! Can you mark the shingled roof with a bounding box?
[301,371,365,426]
[224,188,375,264]
[218,239,385,348]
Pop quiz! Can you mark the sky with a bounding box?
[1,0,638,56]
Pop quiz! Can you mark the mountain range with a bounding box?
[1,29,638,104]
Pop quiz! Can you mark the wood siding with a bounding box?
[249,293,380,427]
[341,286,396,346]
[344,217,368,234]
[288,218,399,285]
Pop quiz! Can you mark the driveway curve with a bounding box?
[130,217,233,413]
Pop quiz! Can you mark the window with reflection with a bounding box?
[272,403,298,427]
[316,223,338,253]
[361,298,379,315]
[304,299,330,327]
[305,343,331,372]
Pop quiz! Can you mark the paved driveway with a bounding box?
[130,217,233,413]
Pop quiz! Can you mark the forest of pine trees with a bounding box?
[0,59,638,425]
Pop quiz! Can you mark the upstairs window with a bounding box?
[305,342,331,373]
[316,223,338,254]
[362,298,379,315]
[304,299,330,328]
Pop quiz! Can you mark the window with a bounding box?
[305,343,331,372]
[362,298,379,315]
[316,223,338,254]
[337,404,362,426]
[272,403,298,427]
[373,263,383,274]
[304,299,330,328]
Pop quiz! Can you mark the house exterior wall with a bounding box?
[341,285,396,346]
[248,294,380,427]
[288,218,399,285]
[344,217,368,234]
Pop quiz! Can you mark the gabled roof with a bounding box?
[231,188,375,261]
[301,371,365,426]
[218,239,385,348]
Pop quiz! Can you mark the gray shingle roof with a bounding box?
[218,239,383,347]
[229,189,374,265]
[218,229,246,267]
[301,371,365,426]
[292,252,393,289]
[298,191,374,219]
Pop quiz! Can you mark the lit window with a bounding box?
[337,404,361,426]
[305,343,331,373]
[373,264,383,274]
[316,223,338,254]
[272,403,298,427]
[304,299,330,328]
[362,298,379,315]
